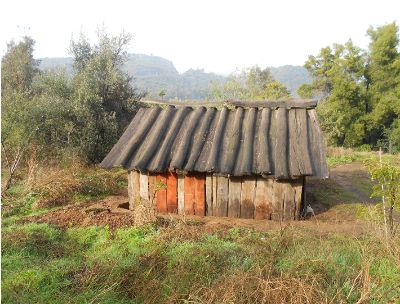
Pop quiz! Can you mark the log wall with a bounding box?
[128,171,304,220]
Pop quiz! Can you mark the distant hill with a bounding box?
[39,54,310,99]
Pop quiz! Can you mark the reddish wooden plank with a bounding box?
[155,173,167,213]
[166,172,178,213]
[194,174,205,216]
[184,175,195,215]
[254,178,273,220]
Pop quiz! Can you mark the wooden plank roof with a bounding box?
[100,100,329,179]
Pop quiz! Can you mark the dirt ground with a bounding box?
[25,162,377,234]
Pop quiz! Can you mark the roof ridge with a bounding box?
[140,99,318,109]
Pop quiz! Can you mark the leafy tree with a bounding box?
[302,23,400,151]
[1,37,39,194]
[70,30,143,163]
[209,66,291,100]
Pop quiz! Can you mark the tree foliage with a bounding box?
[302,23,400,151]
[1,30,143,169]
[209,66,291,101]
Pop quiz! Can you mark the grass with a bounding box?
[2,152,400,303]
[2,222,399,303]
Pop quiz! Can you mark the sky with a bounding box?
[1,0,399,75]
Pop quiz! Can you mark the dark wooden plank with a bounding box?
[170,107,205,170]
[257,108,272,175]
[166,173,178,213]
[274,108,289,179]
[228,177,241,218]
[295,109,313,175]
[288,110,302,177]
[155,173,167,213]
[254,178,273,220]
[134,106,175,170]
[205,174,213,216]
[239,108,256,175]
[216,176,229,217]
[205,107,228,172]
[184,175,196,215]
[194,174,206,216]
[241,177,256,219]
[220,108,243,174]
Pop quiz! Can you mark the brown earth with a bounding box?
[24,162,377,234]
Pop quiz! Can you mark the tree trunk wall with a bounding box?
[128,171,304,220]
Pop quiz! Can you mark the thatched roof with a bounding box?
[100,100,328,179]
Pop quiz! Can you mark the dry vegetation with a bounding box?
[2,151,400,303]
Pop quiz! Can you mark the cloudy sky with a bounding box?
[1,0,399,74]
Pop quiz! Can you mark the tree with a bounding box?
[158,89,166,100]
[209,66,291,101]
[1,37,39,195]
[70,30,143,163]
[301,23,400,151]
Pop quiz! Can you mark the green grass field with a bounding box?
[2,150,400,303]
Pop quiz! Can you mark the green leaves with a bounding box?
[303,23,400,151]
[209,66,291,101]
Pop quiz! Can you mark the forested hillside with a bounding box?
[39,55,309,99]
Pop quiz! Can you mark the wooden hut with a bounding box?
[100,99,328,220]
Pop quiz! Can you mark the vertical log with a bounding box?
[283,182,295,220]
[177,174,185,215]
[166,173,178,213]
[194,174,206,216]
[156,174,167,213]
[212,174,218,215]
[228,177,241,218]
[254,178,273,220]
[184,175,196,215]
[241,177,256,218]
[272,180,284,221]
[294,177,304,220]
[205,174,213,216]
[216,176,229,217]
[139,173,149,201]
[128,171,140,210]
[148,174,156,204]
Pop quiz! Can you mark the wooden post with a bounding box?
[205,174,213,216]
[254,178,273,220]
[241,177,256,219]
[177,175,185,215]
[128,171,140,210]
[140,173,149,201]
[228,177,241,218]
[216,176,229,217]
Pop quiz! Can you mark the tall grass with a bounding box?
[2,222,399,303]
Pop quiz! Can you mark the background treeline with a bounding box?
[39,55,310,100]
[298,22,400,152]
[1,22,399,183]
